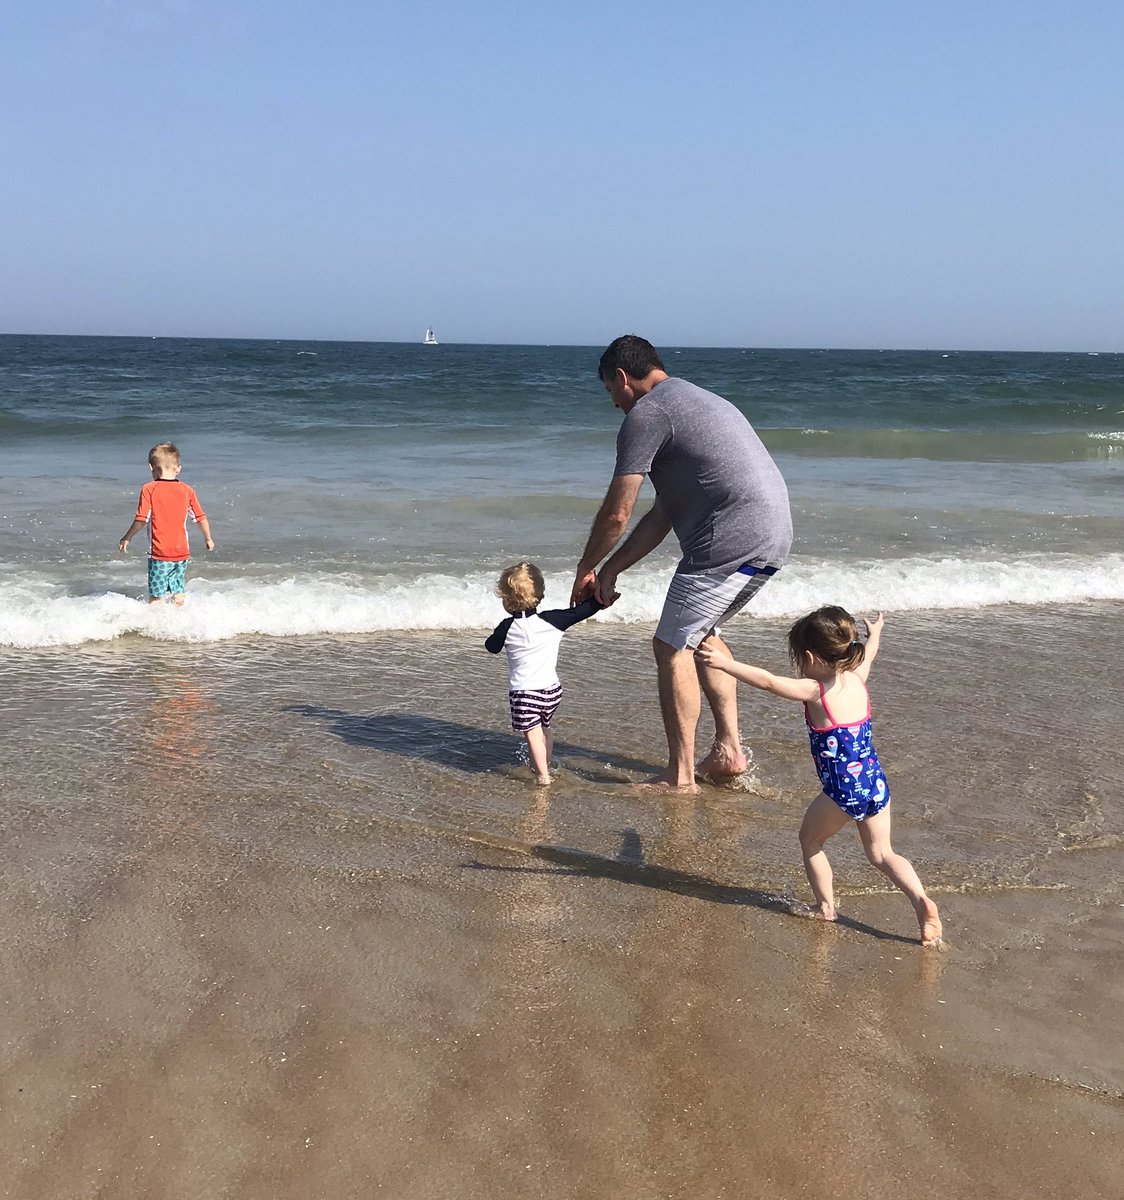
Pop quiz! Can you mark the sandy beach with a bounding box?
[2,603,1121,1198]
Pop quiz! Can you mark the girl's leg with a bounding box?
[544,725,554,768]
[857,806,942,944]
[524,725,552,785]
[798,792,851,920]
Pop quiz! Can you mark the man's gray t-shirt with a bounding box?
[614,376,792,574]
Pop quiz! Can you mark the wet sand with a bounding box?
[2,604,1122,1197]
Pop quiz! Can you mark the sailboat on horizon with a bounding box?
[423,327,438,345]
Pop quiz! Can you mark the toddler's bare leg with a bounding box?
[524,726,552,785]
[858,806,942,944]
[172,593,186,607]
[798,792,850,920]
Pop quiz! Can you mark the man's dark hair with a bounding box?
[598,335,666,382]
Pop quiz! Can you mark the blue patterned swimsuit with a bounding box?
[805,679,890,820]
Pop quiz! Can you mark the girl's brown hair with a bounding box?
[787,605,865,675]
[496,561,545,613]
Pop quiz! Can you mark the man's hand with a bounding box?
[571,567,597,606]
[594,564,621,607]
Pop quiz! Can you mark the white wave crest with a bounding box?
[1,554,1122,649]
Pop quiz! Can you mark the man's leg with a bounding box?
[696,631,748,778]
[641,635,702,793]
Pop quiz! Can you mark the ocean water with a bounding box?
[4,337,1122,1197]
[1,335,1122,648]
[3,333,1123,970]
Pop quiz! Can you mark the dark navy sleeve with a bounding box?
[538,596,603,633]
[485,617,514,654]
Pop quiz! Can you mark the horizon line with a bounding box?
[0,331,1119,356]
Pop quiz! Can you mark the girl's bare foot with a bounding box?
[535,774,552,786]
[815,900,837,922]
[916,897,943,945]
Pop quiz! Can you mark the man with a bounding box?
[572,335,792,793]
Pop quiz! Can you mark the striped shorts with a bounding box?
[509,683,563,732]
[655,563,780,651]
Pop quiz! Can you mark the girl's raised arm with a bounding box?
[696,641,818,703]
[854,612,885,682]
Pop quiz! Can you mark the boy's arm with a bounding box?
[695,641,818,703]
[854,613,884,682]
[485,617,513,654]
[188,489,215,551]
[539,595,603,633]
[118,519,146,552]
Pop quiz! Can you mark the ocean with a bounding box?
[1,335,1121,647]
[2,336,1123,1196]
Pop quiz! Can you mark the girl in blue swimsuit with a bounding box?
[697,606,942,946]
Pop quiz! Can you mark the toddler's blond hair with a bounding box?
[148,442,181,475]
[496,561,545,613]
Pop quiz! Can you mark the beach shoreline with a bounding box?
[2,603,1121,1196]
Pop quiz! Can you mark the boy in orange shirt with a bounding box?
[119,442,214,605]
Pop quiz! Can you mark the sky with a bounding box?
[1,1,1122,350]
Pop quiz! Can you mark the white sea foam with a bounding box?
[1,554,1122,649]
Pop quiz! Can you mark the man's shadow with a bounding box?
[284,705,656,779]
[466,827,918,946]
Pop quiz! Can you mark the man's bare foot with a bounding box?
[635,772,700,795]
[696,742,748,780]
[916,897,943,946]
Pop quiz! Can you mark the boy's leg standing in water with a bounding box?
[524,724,552,785]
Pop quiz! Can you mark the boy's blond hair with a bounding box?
[149,442,181,474]
[496,561,545,613]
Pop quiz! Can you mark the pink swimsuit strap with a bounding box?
[806,677,871,732]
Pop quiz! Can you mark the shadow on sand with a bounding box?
[284,705,657,779]
[465,828,917,946]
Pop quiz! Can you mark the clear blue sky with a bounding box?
[2,1,1121,349]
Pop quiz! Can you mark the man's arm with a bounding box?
[593,499,672,603]
[570,473,647,605]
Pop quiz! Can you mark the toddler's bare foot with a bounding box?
[916,897,943,945]
[635,771,700,795]
[696,742,748,779]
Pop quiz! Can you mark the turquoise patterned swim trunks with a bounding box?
[148,557,188,597]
